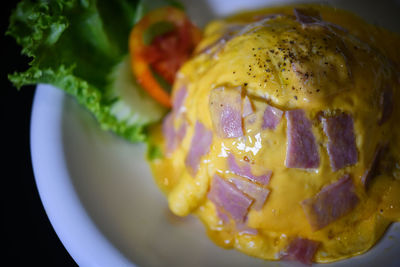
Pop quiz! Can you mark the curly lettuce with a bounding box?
[7,0,178,142]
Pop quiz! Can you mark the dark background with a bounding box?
[2,1,77,266]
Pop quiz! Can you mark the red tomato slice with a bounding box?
[129,7,202,108]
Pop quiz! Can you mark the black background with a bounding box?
[2,1,77,266]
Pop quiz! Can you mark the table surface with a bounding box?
[2,2,76,266]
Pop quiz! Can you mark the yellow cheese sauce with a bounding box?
[149,4,400,263]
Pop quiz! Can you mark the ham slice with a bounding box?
[175,122,187,146]
[294,8,347,32]
[244,100,283,134]
[215,205,230,224]
[185,121,213,176]
[173,86,188,113]
[285,109,320,169]
[378,87,393,125]
[214,182,259,235]
[322,113,358,171]
[242,96,254,118]
[236,223,258,235]
[229,177,270,210]
[209,87,243,138]
[208,174,253,224]
[163,86,188,155]
[262,104,284,130]
[301,174,359,231]
[282,237,320,265]
[227,153,272,185]
[294,8,321,25]
[162,113,176,154]
[162,112,187,154]
[362,144,388,188]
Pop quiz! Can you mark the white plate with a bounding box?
[30,1,400,266]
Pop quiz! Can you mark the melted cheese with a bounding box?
[149,4,400,263]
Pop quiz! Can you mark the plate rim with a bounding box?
[30,84,135,267]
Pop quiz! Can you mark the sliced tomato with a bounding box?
[129,7,202,108]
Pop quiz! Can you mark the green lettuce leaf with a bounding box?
[7,0,177,142]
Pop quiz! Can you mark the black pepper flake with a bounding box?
[244,83,248,86]
[294,96,298,100]
[316,89,320,92]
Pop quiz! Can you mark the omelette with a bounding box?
[149,4,400,264]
